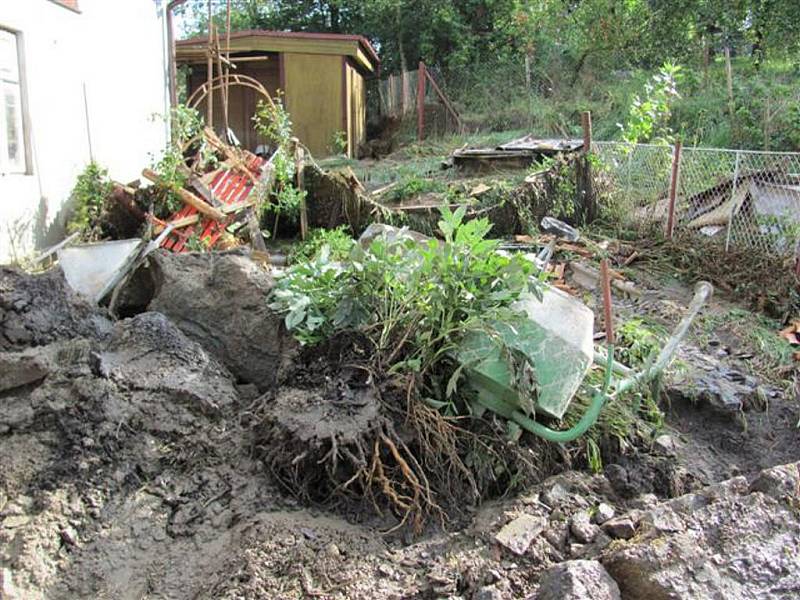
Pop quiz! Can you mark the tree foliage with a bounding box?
[175,0,800,148]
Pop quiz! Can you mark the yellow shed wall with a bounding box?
[349,65,367,153]
[283,52,343,157]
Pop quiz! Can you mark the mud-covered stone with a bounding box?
[749,462,800,501]
[0,266,112,351]
[495,514,547,556]
[602,518,636,540]
[537,560,620,600]
[569,511,599,544]
[122,249,295,391]
[99,312,238,411]
[593,503,615,525]
[602,463,800,599]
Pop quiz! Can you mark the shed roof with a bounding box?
[176,30,380,73]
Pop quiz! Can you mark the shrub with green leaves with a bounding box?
[288,226,355,264]
[253,97,307,218]
[618,62,682,145]
[270,206,540,404]
[67,162,114,240]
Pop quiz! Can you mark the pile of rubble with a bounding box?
[2,252,800,598]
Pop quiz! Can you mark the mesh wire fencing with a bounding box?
[373,66,462,139]
[592,141,800,257]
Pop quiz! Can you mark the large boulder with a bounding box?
[601,462,800,599]
[0,266,112,351]
[120,249,296,391]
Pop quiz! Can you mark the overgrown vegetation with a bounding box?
[253,96,306,219]
[269,207,549,525]
[150,104,215,216]
[287,226,354,264]
[67,162,115,241]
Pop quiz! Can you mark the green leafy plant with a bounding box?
[619,62,683,145]
[150,104,216,216]
[390,175,447,203]
[330,130,348,155]
[253,97,307,218]
[67,162,114,240]
[270,205,541,406]
[289,226,354,264]
[615,318,667,368]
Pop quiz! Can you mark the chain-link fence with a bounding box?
[593,141,800,256]
[371,64,462,140]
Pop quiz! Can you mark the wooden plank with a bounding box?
[154,198,255,233]
[142,168,226,221]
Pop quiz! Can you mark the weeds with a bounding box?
[288,226,355,264]
[253,97,307,219]
[67,162,114,241]
[616,318,668,369]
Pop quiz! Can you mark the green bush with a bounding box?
[67,162,114,241]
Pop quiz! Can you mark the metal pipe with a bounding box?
[614,281,713,396]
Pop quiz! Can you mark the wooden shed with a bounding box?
[175,30,379,158]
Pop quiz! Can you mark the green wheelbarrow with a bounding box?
[456,259,713,443]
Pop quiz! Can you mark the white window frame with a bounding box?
[0,28,29,175]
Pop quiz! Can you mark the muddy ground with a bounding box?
[1,249,799,599]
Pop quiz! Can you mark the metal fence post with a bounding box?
[666,140,683,239]
[723,151,742,252]
[417,61,426,142]
[578,111,595,222]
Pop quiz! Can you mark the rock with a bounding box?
[568,543,586,558]
[1,568,16,599]
[474,585,503,600]
[542,521,568,552]
[97,313,238,413]
[541,483,569,508]
[376,564,393,578]
[537,560,621,600]
[59,526,78,546]
[602,518,636,540]
[495,514,547,556]
[629,493,658,510]
[569,511,599,544]
[120,250,297,391]
[652,434,677,455]
[640,505,685,534]
[602,463,800,599]
[2,515,30,529]
[0,348,50,392]
[593,503,615,525]
[749,463,800,501]
[324,542,341,557]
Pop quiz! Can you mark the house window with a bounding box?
[0,29,26,175]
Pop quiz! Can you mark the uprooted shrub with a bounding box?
[266,206,555,530]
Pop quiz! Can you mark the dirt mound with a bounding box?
[119,249,297,391]
[0,266,112,351]
[2,260,800,599]
[0,312,241,598]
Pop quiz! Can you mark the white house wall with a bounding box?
[0,0,169,263]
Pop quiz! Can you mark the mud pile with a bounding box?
[1,258,799,599]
